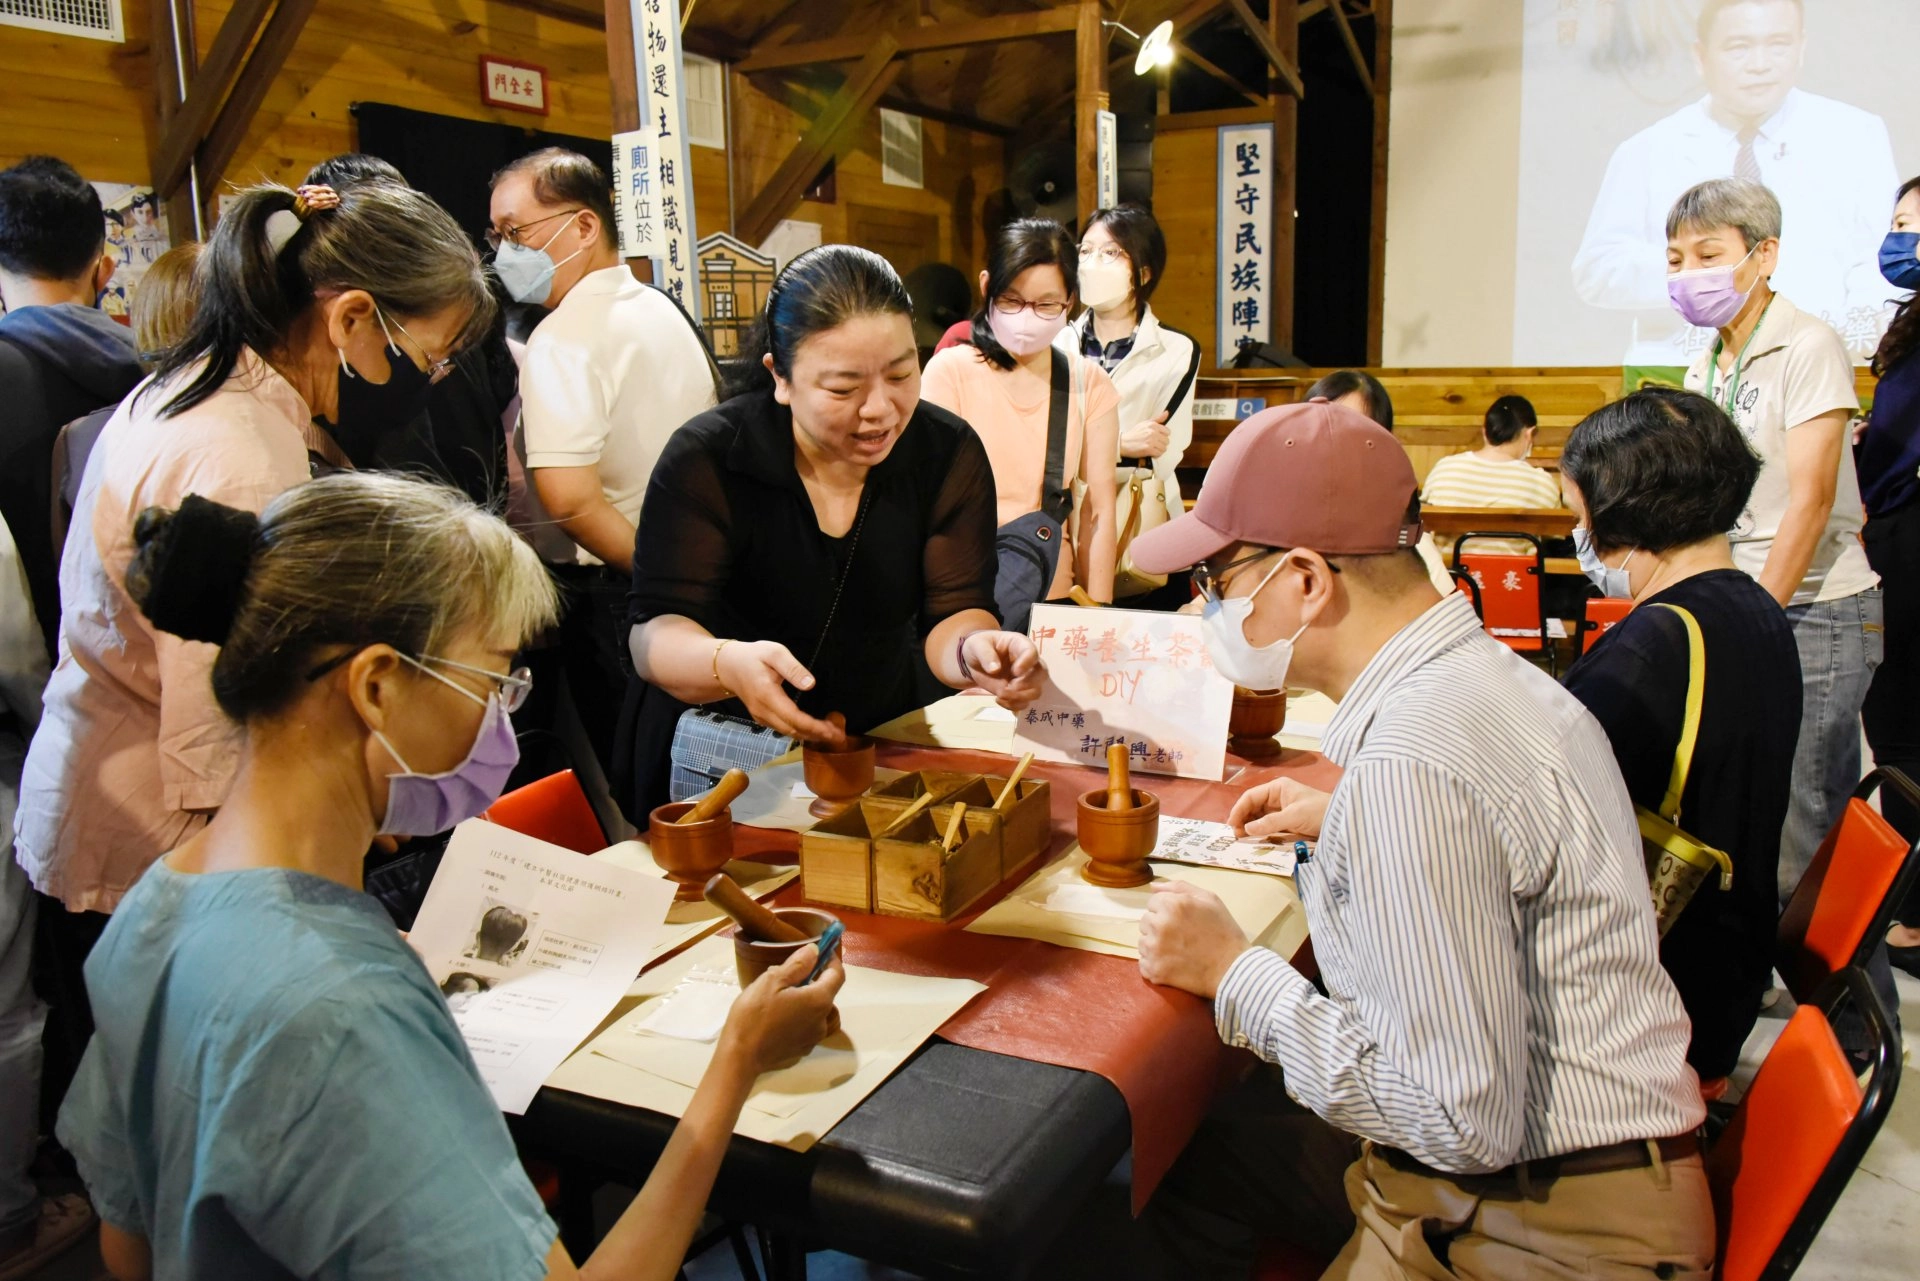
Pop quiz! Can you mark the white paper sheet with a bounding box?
[409,820,675,1112]
[1147,816,1304,878]
[1014,604,1233,780]
[590,841,799,966]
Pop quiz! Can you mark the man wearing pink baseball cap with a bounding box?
[1128,400,1712,1277]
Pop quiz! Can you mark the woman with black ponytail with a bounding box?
[18,180,492,927]
[621,245,1045,814]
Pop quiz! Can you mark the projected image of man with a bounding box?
[1573,0,1898,365]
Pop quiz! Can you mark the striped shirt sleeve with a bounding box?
[1214,756,1528,1173]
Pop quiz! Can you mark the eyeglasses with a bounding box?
[1192,548,1278,604]
[306,648,533,714]
[377,306,457,384]
[1078,245,1127,266]
[991,294,1070,320]
[484,208,583,251]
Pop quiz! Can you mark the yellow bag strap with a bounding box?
[1653,604,1705,823]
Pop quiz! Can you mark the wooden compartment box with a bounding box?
[798,797,900,913]
[874,805,1004,922]
[870,769,978,806]
[939,775,1053,880]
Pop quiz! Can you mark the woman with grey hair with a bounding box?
[54,473,843,1280]
[1668,178,1882,889]
[18,178,494,927]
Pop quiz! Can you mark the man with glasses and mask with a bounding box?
[1124,400,1711,1278]
[486,148,717,776]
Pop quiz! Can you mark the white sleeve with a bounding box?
[1572,134,1670,311]
[519,334,613,469]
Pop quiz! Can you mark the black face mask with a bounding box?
[327,315,434,467]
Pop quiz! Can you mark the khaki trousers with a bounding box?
[1325,1141,1716,1280]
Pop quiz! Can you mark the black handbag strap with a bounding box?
[1042,349,1072,522]
[1118,321,1202,470]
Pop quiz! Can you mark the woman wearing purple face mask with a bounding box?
[922,218,1122,617]
[56,472,845,1281]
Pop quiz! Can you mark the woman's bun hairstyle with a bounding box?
[125,494,262,646]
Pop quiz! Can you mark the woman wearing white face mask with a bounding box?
[1560,387,1799,1089]
[1064,207,1201,539]
[922,218,1122,618]
[57,473,844,1281]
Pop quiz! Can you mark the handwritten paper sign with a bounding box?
[1014,603,1232,781]
[626,0,701,317]
[1216,121,1273,367]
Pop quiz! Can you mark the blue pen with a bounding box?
[803,919,845,986]
[1293,840,1312,867]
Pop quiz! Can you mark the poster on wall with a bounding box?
[1215,123,1273,369]
[628,0,702,319]
[1512,0,1920,368]
[94,184,170,324]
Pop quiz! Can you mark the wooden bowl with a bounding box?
[647,802,734,902]
[803,736,875,819]
[728,907,840,987]
[1075,788,1160,888]
[1229,687,1287,759]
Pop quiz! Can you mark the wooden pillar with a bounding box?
[1269,0,1299,353]
[1366,0,1392,365]
[1074,0,1108,229]
[604,0,655,281]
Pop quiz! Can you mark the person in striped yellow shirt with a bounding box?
[1421,395,1563,556]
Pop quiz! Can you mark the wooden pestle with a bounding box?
[877,791,938,839]
[1106,742,1134,812]
[807,711,852,751]
[703,873,810,943]
[994,752,1034,810]
[942,803,968,852]
[677,768,749,824]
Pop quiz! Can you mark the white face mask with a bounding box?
[1573,527,1636,600]
[1200,557,1309,692]
[1077,257,1132,311]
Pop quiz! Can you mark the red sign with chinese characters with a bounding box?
[480,55,549,116]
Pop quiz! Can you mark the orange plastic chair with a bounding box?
[1707,968,1901,1281]
[484,769,607,854]
[1449,567,1484,620]
[1776,768,1920,1005]
[1451,532,1554,673]
[1575,596,1633,656]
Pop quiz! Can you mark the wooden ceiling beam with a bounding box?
[738,35,903,244]
[197,0,322,197]
[1225,0,1305,98]
[1172,38,1263,105]
[490,0,746,58]
[149,0,274,201]
[736,7,1078,73]
[1324,0,1374,93]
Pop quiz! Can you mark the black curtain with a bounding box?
[351,102,615,247]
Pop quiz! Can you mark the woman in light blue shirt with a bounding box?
[57,472,843,1281]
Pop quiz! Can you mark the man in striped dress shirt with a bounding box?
[1126,399,1711,1278]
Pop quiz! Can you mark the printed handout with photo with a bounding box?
[1514,0,1920,366]
[408,820,674,1111]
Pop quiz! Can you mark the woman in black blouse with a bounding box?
[1559,387,1799,1087]
[620,246,1045,813]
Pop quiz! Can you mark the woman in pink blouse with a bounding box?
[17,179,493,928]
[921,219,1121,609]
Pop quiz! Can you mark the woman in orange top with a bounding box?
[921,218,1121,608]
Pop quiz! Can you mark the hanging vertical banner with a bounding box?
[628,0,701,318]
[1216,122,1273,368]
[1095,110,1118,211]
[609,129,661,259]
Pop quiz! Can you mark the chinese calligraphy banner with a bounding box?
[626,0,701,317]
[1096,110,1118,210]
[1013,604,1232,781]
[610,130,661,259]
[1215,122,1273,368]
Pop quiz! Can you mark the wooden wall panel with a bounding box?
[0,0,158,182]
[1148,121,1217,367]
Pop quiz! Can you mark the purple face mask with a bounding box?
[373,661,521,836]
[1667,246,1758,329]
[987,305,1069,359]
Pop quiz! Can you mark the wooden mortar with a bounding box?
[802,735,876,820]
[1076,787,1160,888]
[648,801,734,902]
[729,906,840,987]
[1228,687,1287,759]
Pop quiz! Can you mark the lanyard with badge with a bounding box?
[1703,295,1776,424]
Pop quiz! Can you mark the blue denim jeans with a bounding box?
[1779,589,1885,901]
[0,728,43,1238]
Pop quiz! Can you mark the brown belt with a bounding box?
[1376,1133,1701,1185]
